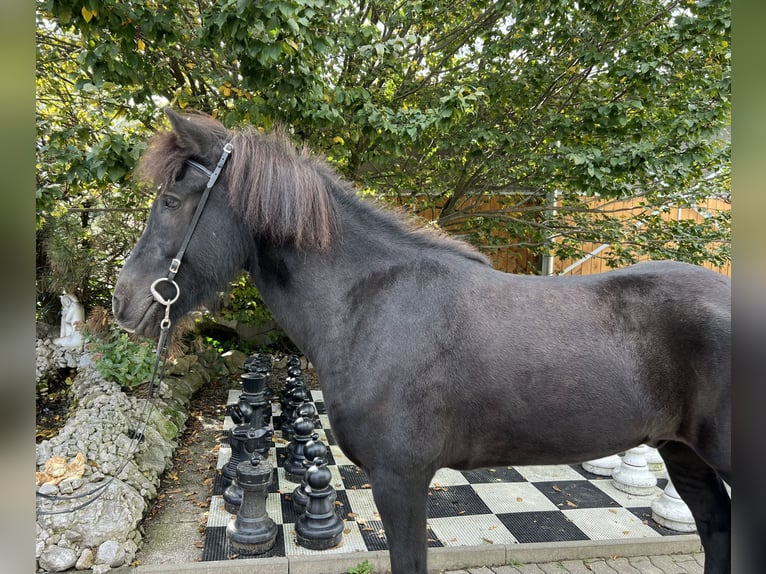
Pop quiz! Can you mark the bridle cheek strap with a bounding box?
[148,141,233,380]
[149,141,233,319]
[168,141,233,281]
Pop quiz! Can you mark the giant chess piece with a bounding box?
[223,425,274,512]
[286,355,302,370]
[295,401,318,426]
[53,292,85,347]
[295,457,344,550]
[226,455,278,555]
[228,371,272,427]
[651,478,696,532]
[223,475,244,514]
[281,387,308,441]
[292,438,328,515]
[643,445,666,475]
[243,354,259,373]
[612,445,657,495]
[222,425,274,487]
[240,372,272,427]
[279,367,305,415]
[244,353,272,375]
[227,395,254,426]
[283,417,318,483]
[582,454,622,476]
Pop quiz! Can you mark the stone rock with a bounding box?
[169,354,199,375]
[221,349,247,374]
[62,528,83,544]
[75,547,94,570]
[38,546,78,572]
[123,539,138,564]
[92,564,112,574]
[95,539,126,567]
[148,407,180,442]
[37,482,59,496]
[59,477,84,494]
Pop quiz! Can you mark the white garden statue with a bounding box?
[53,292,85,347]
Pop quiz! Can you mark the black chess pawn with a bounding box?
[285,361,303,382]
[295,457,344,550]
[295,401,318,426]
[292,438,328,514]
[279,372,304,414]
[281,387,308,440]
[286,355,302,370]
[284,417,318,483]
[226,455,278,555]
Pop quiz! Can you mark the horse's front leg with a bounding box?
[369,467,431,574]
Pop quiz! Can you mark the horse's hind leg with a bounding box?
[659,441,730,574]
[369,468,431,574]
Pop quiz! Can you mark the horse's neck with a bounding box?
[247,206,423,373]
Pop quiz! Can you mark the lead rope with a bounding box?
[36,142,234,515]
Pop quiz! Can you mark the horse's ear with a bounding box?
[164,108,209,156]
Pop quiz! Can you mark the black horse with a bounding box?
[113,109,730,573]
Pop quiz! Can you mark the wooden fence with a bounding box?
[404,194,730,277]
[554,196,731,277]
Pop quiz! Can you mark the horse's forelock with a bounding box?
[136,112,230,194]
[227,127,339,250]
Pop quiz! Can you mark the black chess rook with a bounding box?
[226,455,278,556]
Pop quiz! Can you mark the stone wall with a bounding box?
[35,341,242,573]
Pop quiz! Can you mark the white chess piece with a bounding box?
[582,454,622,476]
[612,445,657,495]
[651,478,696,532]
[643,445,666,475]
[53,293,85,347]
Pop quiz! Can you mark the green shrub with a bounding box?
[220,272,274,327]
[346,561,374,574]
[87,324,156,388]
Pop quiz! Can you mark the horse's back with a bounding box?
[442,259,731,465]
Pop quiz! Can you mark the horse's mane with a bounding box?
[137,111,490,264]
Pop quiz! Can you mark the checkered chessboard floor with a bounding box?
[202,389,684,561]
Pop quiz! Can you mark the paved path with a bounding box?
[132,550,705,573]
[443,552,704,574]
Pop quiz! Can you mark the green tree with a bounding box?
[36,0,730,315]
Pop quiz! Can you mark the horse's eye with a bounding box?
[163,195,180,209]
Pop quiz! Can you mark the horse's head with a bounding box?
[112,109,250,338]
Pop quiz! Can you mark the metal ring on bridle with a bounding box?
[150,278,180,306]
